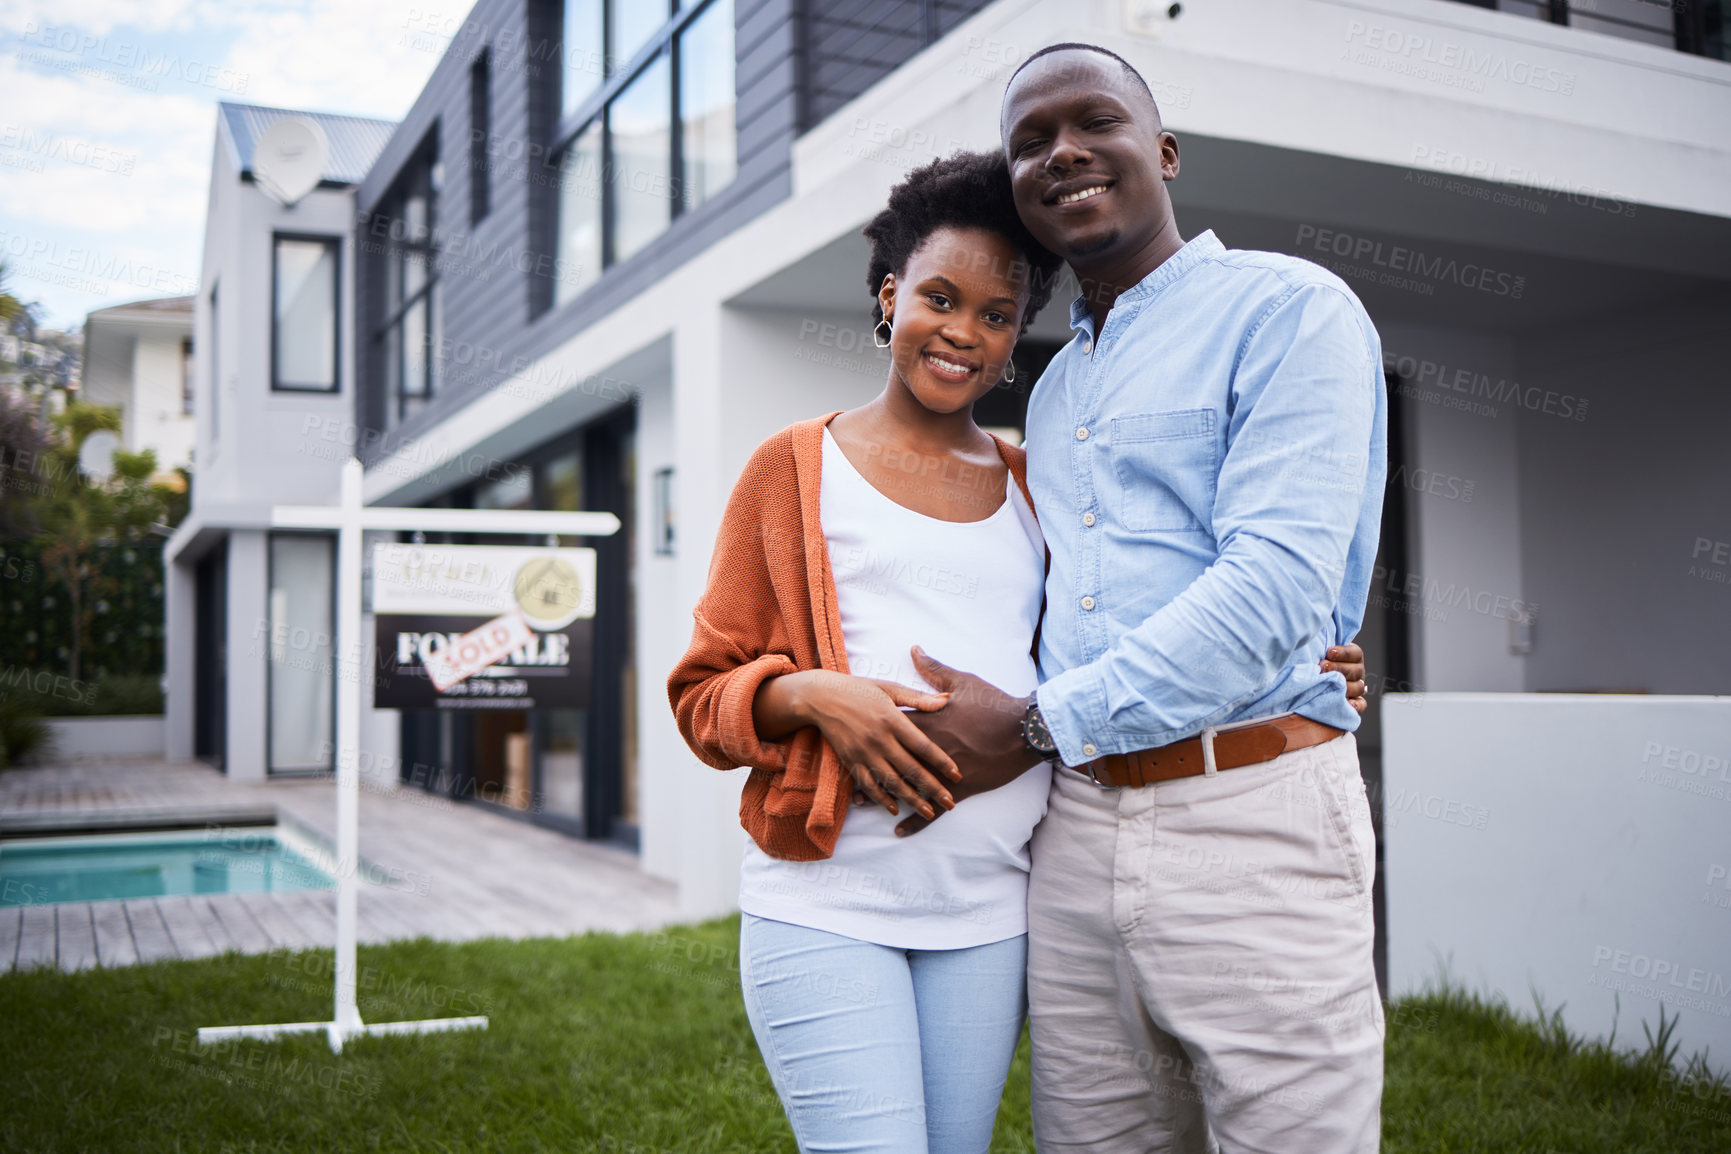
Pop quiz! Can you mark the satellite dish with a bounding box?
[253,117,329,207]
[79,430,120,482]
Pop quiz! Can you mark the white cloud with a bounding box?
[222,0,449,120]
[0,0,219,38]
[0,0,446,326]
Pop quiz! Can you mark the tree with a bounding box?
[0,258,24,324]
[30,402,180,682]
[0,388,52,537]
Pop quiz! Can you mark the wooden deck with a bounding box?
[0,759,683,973]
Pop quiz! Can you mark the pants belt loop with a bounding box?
[1200,727,1221,777]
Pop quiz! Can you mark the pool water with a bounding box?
[0,829,335,907]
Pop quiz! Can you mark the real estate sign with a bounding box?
[371,543,595,710]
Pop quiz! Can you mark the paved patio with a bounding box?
[0,758,683,973]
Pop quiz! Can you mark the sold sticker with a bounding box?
[422,611,534,692]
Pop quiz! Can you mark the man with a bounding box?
[905,42,1388,1153]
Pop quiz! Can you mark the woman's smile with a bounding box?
[919,348,979,383]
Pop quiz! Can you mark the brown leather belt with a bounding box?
[1076,714,1344,788]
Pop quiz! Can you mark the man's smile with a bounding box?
[1045,179,1114,207]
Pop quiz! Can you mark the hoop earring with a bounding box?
[1002,359,1016,383]
[873,317,892,348]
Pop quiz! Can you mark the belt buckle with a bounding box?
[1083,759,1123,790]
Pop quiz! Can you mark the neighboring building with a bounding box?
[0,313,82,401]
[80,295,196,474]
[167,0,1731,1046]
[163,102,398,782]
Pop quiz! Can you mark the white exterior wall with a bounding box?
[1384,694,1731,1073]
[80,306,193,471]
[363,0,1731,912]
[196,143,230,483]
[195,146,359,509]
[129,331,194,470]
[45,716,165,758]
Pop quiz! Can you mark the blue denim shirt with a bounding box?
[1029,230,1387,767]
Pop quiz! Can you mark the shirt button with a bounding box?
[1076,426,1090,441]
[1082,340,1093,354]
[1081,596,1096,611]
[1082,512,1096,527]
[1082,743,1098,757]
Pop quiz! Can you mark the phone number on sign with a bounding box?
[443,678,529,697]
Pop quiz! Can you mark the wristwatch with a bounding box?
[1022,698,1058,759]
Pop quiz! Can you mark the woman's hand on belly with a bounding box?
[752,670,963,819]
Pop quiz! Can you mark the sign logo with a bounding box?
[512,557,586,630]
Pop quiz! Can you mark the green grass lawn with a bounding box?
[2,917,1727,1152]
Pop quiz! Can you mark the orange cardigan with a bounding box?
[666,412,1035,861]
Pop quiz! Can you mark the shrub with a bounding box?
[0,694,51,768]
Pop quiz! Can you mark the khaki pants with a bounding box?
[1027,733,1383,1153]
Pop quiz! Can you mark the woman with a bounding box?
[668,152,1366,1152]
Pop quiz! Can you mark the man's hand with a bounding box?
[1324,643,1368,715]
[753,670,960,819]
[896,647,1041,837]
[893,640,1371,834]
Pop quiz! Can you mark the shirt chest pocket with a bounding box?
[1109,409,1219,533]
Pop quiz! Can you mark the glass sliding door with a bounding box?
[267,534,335,773]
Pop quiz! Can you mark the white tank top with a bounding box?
[737,427,1052,949]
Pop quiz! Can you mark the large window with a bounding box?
[561,0,605,114]
[550,0,735,309]
[272,235,339,392]
[611,53,672,265]
[555,122,604,305]
[374,145,442,426]
[679,0,736,215]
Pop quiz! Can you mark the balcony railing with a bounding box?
[1450,0,1727,61]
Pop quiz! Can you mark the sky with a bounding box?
[0,0,453,330]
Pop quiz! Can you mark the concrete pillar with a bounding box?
[225,529,268,781]
[672,308,749,920]
[163,552,196,760]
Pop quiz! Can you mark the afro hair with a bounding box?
[862,150,1063,326]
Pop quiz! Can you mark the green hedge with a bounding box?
[0,539,164,681]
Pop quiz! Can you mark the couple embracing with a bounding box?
[670,42,1387,1154]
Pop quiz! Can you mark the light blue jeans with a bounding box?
[739,914,1028,1153]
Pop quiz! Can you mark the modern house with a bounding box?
[79,295,196,476]
[163,103,399,781]
[170,0,1731,1061]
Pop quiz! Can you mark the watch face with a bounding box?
[1025,704,1056,754]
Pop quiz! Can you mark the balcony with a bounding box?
[1448,0,1727,59]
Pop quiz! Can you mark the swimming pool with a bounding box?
[0,828,335,907]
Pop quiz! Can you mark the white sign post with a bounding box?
[197,458,619,1053]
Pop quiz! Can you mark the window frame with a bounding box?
[547,0,734,296]
[269,232,342,393]
[371,137,441,427]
